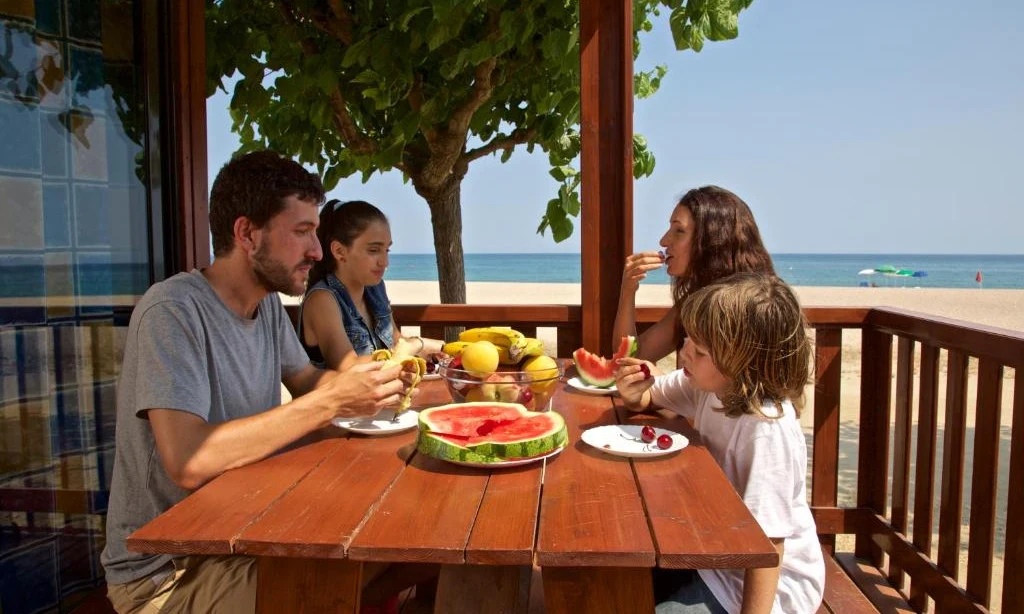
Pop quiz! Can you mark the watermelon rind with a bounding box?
[416,402,568,463]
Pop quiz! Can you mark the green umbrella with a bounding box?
[875,264,898,273]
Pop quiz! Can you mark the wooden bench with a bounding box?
[819,546,915,614]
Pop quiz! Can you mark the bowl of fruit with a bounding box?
[438,328,564,411]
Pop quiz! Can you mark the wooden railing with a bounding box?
[284,303,1023,613]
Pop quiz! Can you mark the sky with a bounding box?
[206,0,1024,255]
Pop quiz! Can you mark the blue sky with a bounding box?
[206,0,1024,255]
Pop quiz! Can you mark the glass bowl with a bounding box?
[437,360,564,411]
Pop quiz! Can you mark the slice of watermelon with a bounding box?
[573,335,636,388]
[417,402,567,463]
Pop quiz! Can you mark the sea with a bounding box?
[385,253,1024,289]
[1,254,1022,297]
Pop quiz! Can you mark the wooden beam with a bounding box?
[169,0,211,272]
[579,0,633,356]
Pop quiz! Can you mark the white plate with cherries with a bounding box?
[581,424,688,458]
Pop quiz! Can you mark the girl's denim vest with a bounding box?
[300,274,394,365]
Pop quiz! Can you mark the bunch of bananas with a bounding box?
[442,327,545,366]
[371,349,427,415]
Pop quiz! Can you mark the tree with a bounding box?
[207,0,754,304]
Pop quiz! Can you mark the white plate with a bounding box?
[422,372,441,381]
[567,376,617,395]
[443,445,566,468]
[581,425,688,458]
[332,409,419,436]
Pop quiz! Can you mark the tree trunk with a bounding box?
[423,176,466,341]
[425,176,466,304]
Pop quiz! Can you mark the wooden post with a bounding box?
[579,0,633,356]
[169,0,211,272]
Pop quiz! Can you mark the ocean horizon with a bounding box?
[2,253,1022,297]
[384,253,1024,290]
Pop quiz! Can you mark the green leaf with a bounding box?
[342,37,372,68]
[398,7,429,31]
[708,0,739,40]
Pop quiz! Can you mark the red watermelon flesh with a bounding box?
[573,336,636,388]
[417,402,568,461]
[419,402,523,437]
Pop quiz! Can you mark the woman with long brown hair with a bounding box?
[613,185,776,365]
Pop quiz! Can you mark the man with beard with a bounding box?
[101,151,411,613]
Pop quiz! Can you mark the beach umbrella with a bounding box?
[875,264,898,274]
[858,268,876,275]
[912,271,928,278]
[895,269,914,276]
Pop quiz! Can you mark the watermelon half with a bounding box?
[417,402,567,463]
[572,335,637,388]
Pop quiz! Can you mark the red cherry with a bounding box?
[640,425,656,443]
[656,434,673,450]
[451,356,463,370]
[639,363,651,380]
[518,387,534,404]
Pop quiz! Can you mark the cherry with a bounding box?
[639,363,651,380]
[656,434,673,450]
[518,387,534,404]
[451,356,463,370]
[640,425,656,443]
[425,359,437,374]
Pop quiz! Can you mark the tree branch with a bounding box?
[327,0,355,44]
[279,0,377,157]
[327,91,377,156]
[446,57,497,136]
[462,128,537,164]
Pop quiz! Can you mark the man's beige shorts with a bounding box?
[106,556,255,614]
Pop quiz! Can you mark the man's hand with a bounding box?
[320,361,408,418]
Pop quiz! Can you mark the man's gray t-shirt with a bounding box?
[100,270,309,584]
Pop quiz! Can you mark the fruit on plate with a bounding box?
[572,335,638,388]
[370,349,427,413]
[417,402,567,463]
[459,340,500,376]
[656,433,673,450]
[641,425,656,443]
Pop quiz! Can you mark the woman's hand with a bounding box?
[620,251,665,295]
[615,357,658,411]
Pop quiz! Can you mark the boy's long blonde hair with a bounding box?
[679,273,811,418]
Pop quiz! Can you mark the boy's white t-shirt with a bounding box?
[650,369,825,614]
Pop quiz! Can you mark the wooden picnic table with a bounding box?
[127,378,777,613]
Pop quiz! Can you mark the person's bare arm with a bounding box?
[633,308,680,363]
[612,252,665,344]
[282,362,329,398]
[303,290,360,371]
[740,538,785,614]
[149,362,404,490]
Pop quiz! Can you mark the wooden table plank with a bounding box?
[536,387,656,567]
[615,403,779,569]
[465,462,543,566]
[347,452,490,564]
[127,439,338,555]
[234,433,417,558]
